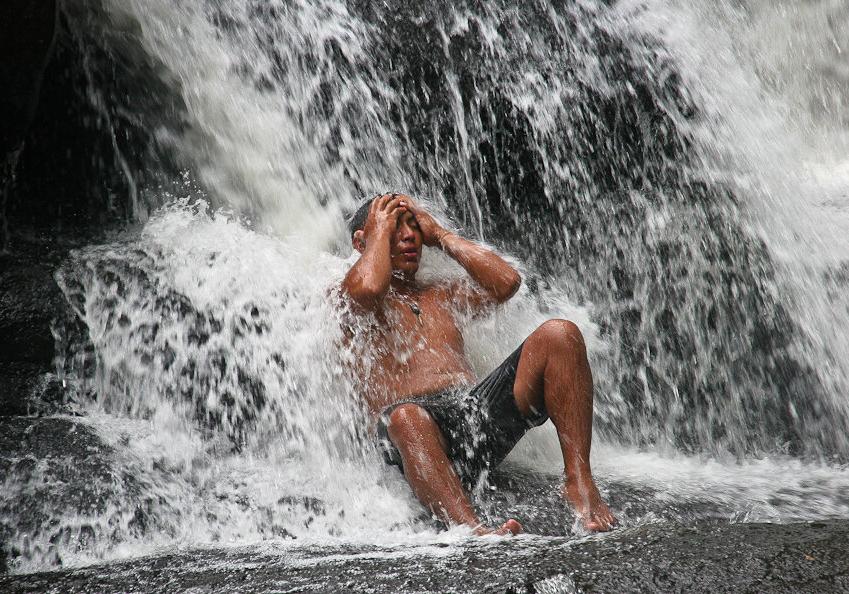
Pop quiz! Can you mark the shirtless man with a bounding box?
[341,192,616,535]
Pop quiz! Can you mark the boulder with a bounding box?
[0,416,150,573]
[0,252,64,367]
[0,241,69,416]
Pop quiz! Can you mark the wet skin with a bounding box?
[341,193,617,534]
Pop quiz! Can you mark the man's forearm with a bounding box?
[439,232,521,303]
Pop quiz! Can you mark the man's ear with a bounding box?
[352,230,366,253]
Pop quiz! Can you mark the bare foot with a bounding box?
[472,518,523,536]
[563,475,617,532]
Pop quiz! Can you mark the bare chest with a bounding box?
[374,292,463,362]
[347,287,475,411]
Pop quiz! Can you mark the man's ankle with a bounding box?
[564,470,596,488]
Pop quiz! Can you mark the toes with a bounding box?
[598,512,617,531]
[596,514,613,531]
[495,519,522,536]
[602,509,618,527]
[583,513,615,532]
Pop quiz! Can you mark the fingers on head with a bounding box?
[386,197,412,221]
[372,193,412,220]
[376,193,399,211]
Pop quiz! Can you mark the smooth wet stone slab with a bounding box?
[2,520,848,593]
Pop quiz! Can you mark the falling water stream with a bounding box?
[4,0,849,574]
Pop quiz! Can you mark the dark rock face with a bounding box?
[0,362,63,418]
[0,253,64,367]
[0,248,62,416]
[1,520,847,593]
[2,0,186,241]
[0,0,58,250]
[0,0,57,156]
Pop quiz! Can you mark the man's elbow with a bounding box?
[360,281,387,303]
[345,279,387,309]
[507,270,522,298]
[494,270,522,303]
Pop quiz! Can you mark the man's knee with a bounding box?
[534,319,586,355]
[387,404,437,443]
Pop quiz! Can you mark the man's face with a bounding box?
[389,209,423,277]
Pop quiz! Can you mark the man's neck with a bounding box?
[390,273,418,292]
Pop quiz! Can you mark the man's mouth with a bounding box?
[401,248,419,260]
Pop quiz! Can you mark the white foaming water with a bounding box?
[11,0,849,574]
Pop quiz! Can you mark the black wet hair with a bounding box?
[347,195,378,239]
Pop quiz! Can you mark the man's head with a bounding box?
[348,194,423,278]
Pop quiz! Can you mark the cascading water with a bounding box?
[641,0,849,456]
[4,0,849,574]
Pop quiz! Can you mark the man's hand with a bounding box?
[402,196,449,247]
[362,193,407,245]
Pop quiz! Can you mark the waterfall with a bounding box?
[4,0,849,573]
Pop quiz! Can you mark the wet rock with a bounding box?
[0,417,143,572]
[0,0,58,251]
[1,520,847,593]
[5,0,187,234]
[0,230,109,415]
[0,362,65,417]
[0,251,63,366]
[0,236,72,416]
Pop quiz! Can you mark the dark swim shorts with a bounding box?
[375,343,548,485]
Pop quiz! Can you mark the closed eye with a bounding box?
[400,214,419,229]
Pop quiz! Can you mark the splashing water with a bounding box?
[625,0,849,455]
[5,0,849,573]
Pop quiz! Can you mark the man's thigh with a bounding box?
[375,394,462,470]
[512,331,549,417]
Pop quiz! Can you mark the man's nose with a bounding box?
[399,224,416,241]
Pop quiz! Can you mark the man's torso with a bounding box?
[349,283,475,414]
